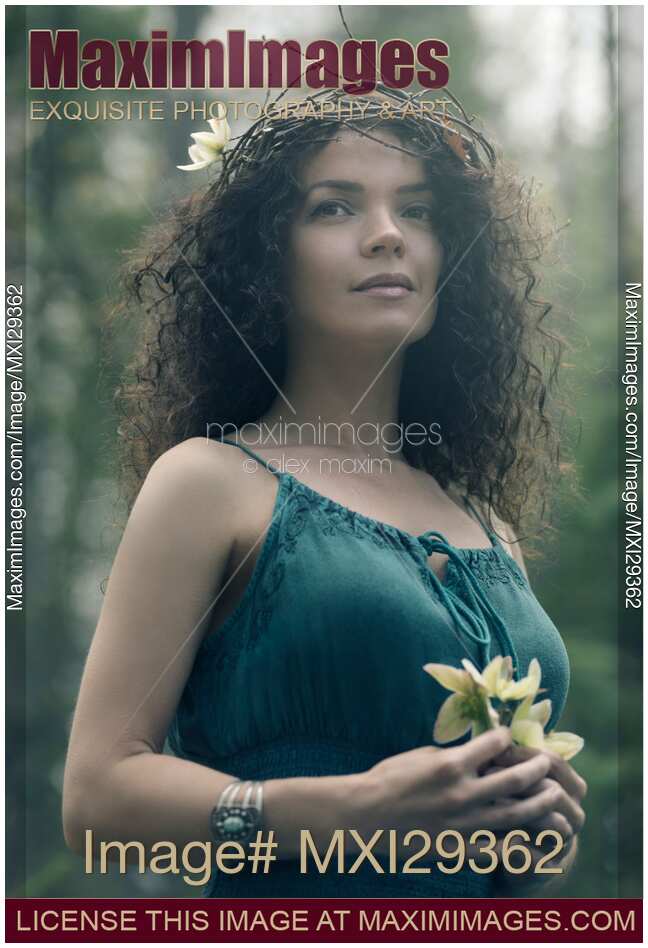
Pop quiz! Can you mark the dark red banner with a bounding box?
[5,899,643,943]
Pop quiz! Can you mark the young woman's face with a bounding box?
[286,127,444,347]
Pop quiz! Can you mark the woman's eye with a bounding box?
[402,204,435,222]
[311,200,352,218]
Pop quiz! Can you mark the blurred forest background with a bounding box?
[6,5,642,897]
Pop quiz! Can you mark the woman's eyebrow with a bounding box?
[303,179,363,197]
[303,179,434,197]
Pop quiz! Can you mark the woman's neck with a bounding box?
[253,337,407,461]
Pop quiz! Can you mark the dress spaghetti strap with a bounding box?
[217,436,282,478]
[462,495,500,548]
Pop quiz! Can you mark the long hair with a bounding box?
[105,105,575,545]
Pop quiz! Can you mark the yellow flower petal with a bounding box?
[434,693,473,743]
[481,655,508,695]
[461,658,487,689]
[423,663,472,695]
[511,717,545,749]
[512,694,531,723]
[544,731,584,761]
[528,657,542,689]
[512,694,552,728]
[528,698,552,728]
[501,657,542,701]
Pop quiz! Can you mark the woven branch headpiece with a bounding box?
[210,83,497,197]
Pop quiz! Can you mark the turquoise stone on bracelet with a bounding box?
[223,815,245,833]
[211,803,260,843]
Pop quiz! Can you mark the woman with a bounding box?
[63,87,586,898]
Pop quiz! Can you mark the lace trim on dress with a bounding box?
[204,476,528,671]
[445,547,528,592]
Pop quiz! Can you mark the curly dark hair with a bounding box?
[105,90,574,546]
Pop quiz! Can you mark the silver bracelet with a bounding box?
[210,779,264,844]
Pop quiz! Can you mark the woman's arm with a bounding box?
[61,438,390,858]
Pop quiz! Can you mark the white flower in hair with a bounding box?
[177,104,231,171]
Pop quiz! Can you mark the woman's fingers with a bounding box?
[493,744,587,803]
[544,751,588,802]
[526,810,573,847]
[547,783,586,834]
[508,776,585,835]
[458,727,513,769]
[469,754,551,804]
[455,763,583,840]
[462,781,560,831]
[485,795,573,849]
[429,736,586,842]
[492,744,536,768]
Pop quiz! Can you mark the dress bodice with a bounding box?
[168,438,570,897]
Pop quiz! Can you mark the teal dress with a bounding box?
[168,438,570,897]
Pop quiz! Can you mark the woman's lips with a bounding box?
[355,285,412,299]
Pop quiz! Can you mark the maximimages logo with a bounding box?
[28,30,450,93]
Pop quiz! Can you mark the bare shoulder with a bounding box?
[130,436,244,547]
[147,436,240,494]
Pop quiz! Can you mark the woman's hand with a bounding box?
[483,743,587,893]
[356,727,564,861]
[491,742,587,837]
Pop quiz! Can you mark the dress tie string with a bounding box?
[417,530,521,675]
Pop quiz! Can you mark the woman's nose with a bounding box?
[359,211,405,259]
